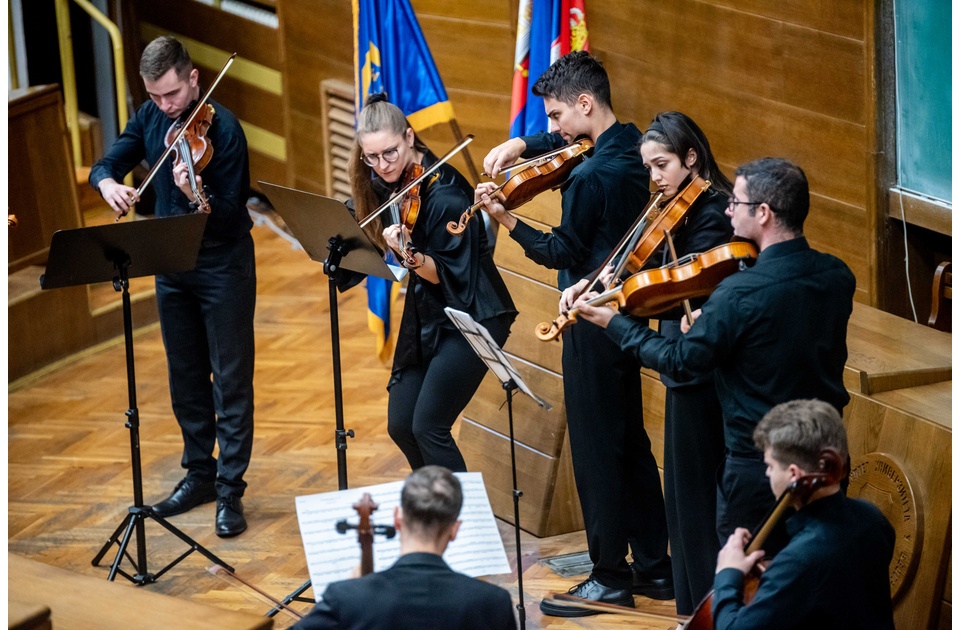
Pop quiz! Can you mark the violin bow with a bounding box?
[664,230,696,326]
[544,592,685,623]
[121,52,237,218]
[359,134,474,229]
[208,564,305,621]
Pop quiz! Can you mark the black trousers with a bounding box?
[155,233,256,498]
[663,382,725,615]
[561,322,670,589]
[387,314,513,472]
[716,454,775,543]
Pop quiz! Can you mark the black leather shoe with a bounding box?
[631,563,675,600]
[539,577,634,617]
[215,495,247,537]
[151,478,216,517]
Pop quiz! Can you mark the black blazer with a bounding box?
[292,553,516,630]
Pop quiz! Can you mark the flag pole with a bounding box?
[449,118,483,185]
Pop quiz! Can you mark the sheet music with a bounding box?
[444,307,552,410]
[295,472,511,602]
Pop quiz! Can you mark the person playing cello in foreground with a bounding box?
[291,466,516,630]
[708,399,894,630]
[349,94,516,472]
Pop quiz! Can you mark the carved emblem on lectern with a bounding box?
[847,452,922,602]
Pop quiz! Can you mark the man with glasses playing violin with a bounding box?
[574,158,856,549]
[476,51,673,616]
[709,399,894,630]
[90,35,255,537]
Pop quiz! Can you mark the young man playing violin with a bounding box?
[292,466,516,630]
[574,158,856,547]
[477,51,673,616]
[90,36,255,537]
[709,399,894,630]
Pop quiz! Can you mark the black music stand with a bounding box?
[444,307,552,630]
[39,213,235,584]
[258,181,406,613]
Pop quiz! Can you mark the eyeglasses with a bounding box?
[362,146,401,167]
[727,197,764,210]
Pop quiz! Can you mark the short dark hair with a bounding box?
[532,51,612,110]
[400,466,462,537]
[735,158,809,234]
[753,399,848,471]
[140,36,193,82]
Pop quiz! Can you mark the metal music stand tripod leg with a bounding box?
[503,378,527,630]
[88,255,234,583]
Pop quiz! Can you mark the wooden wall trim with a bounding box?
[887,189,952,237]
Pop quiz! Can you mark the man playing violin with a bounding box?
[90,36,255,537]
[292,466,516,630]
[710,399,894,629]
[574,158,856,545]
[476,51,673,616]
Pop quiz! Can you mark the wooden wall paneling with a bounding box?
[700,0,865,39]
[461,359,566,456]
[411,0,513,23]
[459,418,563,535]
[137,0,281,69]
[543,428,586,536]
[499,270,563,375]
[493,220,563,287]
[640,369,666,469]
[277,0,353,194]
[844,393,952,630]
[8,86,83,272]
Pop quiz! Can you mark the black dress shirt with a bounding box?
[508,122,651,291]
[89,95,252,243]
[712,493,895,630]
[606,236,855,455]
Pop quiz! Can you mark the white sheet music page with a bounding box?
[295,472,510,602]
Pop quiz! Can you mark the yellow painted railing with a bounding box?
[53,0,128,169]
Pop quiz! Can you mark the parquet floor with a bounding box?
[8,213,680,629]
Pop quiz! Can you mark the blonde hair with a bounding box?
[349,95,427,249]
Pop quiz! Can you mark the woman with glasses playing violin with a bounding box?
[348,94,516,473]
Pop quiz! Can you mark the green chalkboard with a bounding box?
[895,0,952,202]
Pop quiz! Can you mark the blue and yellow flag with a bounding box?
[353,0,455,130]
[353,0,454,361]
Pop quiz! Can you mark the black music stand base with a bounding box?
[89,262,233,583]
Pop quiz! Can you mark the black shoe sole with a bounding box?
[539,597,635,618]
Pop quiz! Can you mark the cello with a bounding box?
[335,492,397,576]
[683,448,846,630]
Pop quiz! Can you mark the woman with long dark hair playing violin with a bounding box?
[349,94,516,473]
[634,111,734,618]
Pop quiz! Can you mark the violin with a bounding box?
[683,448,846,630]
[166,102,215,214]
[335,492,397,576]
[556,175,711,315]
[446,138,594,235]
[387,163,424,268]
[118,53,236,221]
[536,240,758,341]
